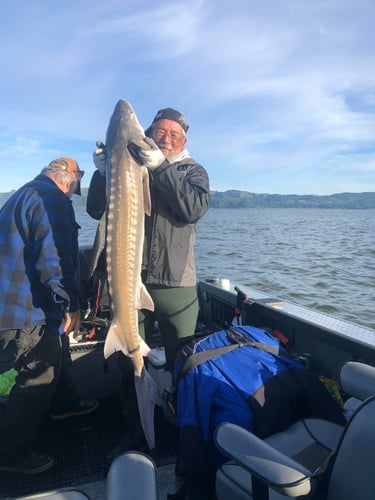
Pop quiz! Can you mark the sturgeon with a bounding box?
[96,99,161,449]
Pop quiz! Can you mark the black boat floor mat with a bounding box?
[0,397,179,498]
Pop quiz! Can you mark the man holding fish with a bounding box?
[87,105,210,445]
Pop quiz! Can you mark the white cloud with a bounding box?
[82,0,205,59]
[0,0,374,194]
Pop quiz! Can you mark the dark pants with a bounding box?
[139,284,199,371]
[0,325,62,459]
[49,334,80,414]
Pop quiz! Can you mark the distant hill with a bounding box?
[1,188,375,209]
[208,190,375,209]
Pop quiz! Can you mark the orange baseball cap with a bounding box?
[47,157,84,195]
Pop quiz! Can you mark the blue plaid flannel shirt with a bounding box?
[0,174,80,331]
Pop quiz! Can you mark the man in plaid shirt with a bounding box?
[0,158,96,474]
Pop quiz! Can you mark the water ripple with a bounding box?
[76,207,375,331]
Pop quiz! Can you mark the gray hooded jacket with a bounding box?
[87,151,210,287]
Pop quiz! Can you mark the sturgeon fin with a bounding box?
[138,283,154,312]
[139,336,151,357]
[134,367,162,450]
[104,322,151,360]
[103,323,126,359]
[88,214,106,278]
[143,169,152,216]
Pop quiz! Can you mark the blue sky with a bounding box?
[1,0,374,195]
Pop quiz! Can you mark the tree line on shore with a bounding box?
[1,189,374,209]
[207,190,375,209]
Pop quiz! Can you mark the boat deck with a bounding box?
[2,279,375,499]
[0,397,180,499]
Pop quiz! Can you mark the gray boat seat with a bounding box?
[339,361,375,401]
[215,361,375,500]
[106,451,158,500]
[15,490,89,500]
[215,395,375,499]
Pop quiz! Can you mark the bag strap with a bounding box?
[226,327,293,359]
[175,342,240,386]
[175,326,292,386]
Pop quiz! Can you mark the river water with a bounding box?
[75,207,375,331]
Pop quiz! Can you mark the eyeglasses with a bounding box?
[153,127,184,143]
[74,169,85,180]
[58,164,84,180]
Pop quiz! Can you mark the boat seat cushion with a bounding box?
[265,418,343,471]
[106,451,157,500]
[216,361,375,500]
[216,417,343,499]
[339,361,375,401]
[217,461,291,500]
[217,396,375,500]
